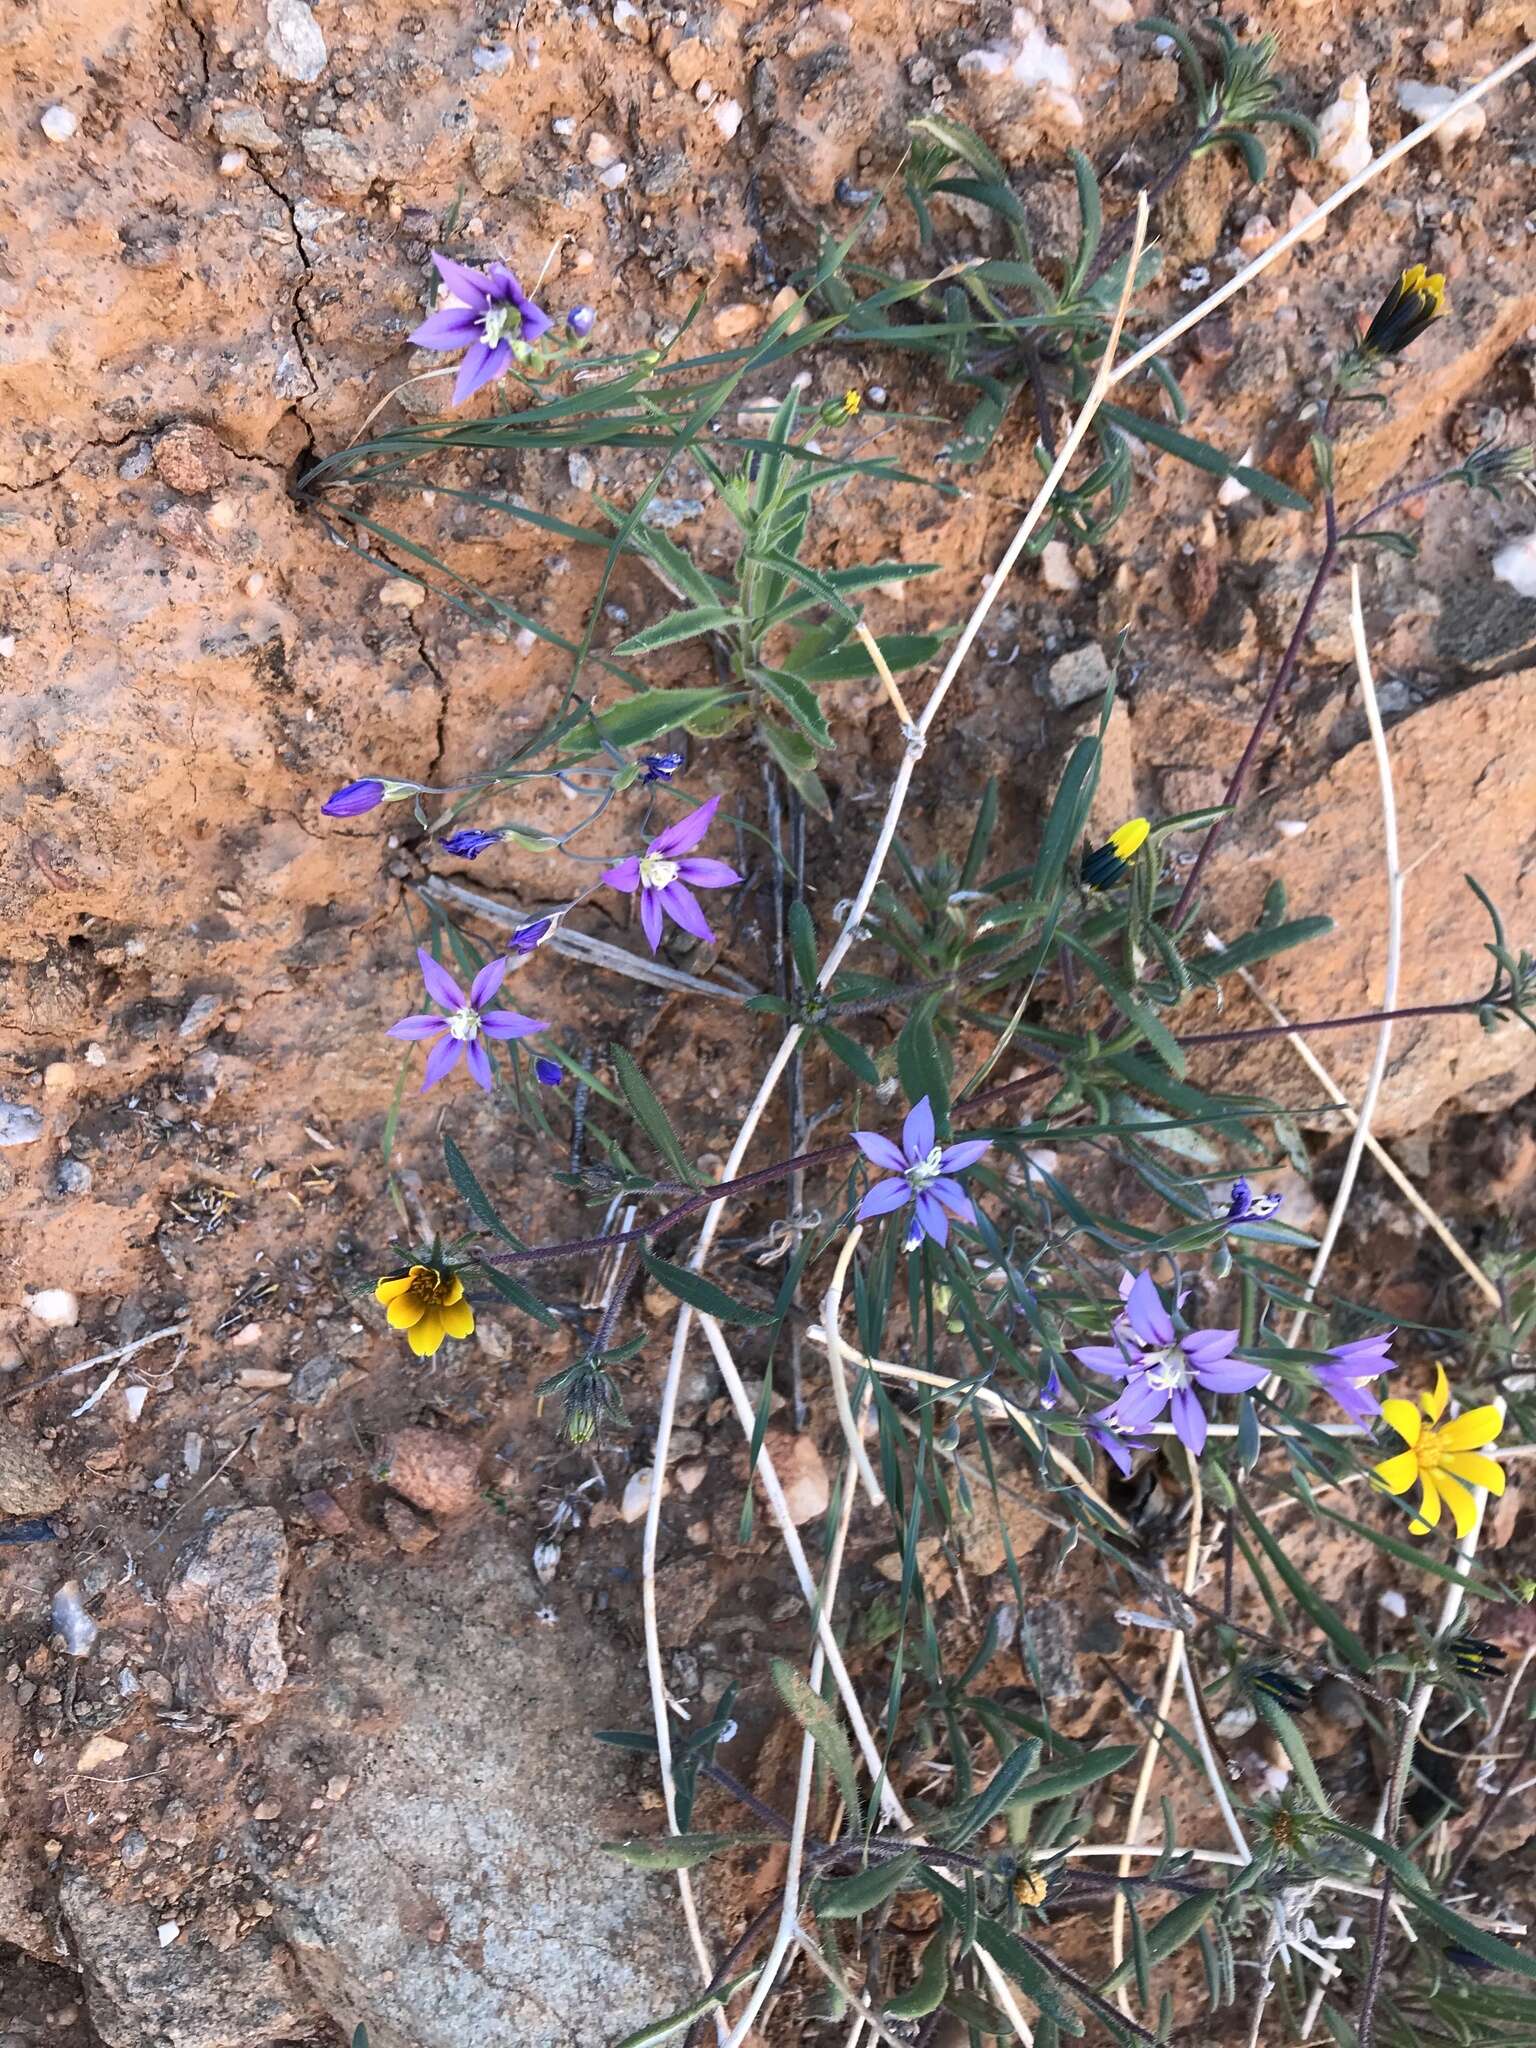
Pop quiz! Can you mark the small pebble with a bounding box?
[40,104,78,142]
[25,1289,80,1329]
[597,161,628,190]
[621,1468,667,1523]
[218,149,248,177]
[157,1922,180,1949]
[586,130,619,167]
[711,96,743,141]
[52,1583,99,1657]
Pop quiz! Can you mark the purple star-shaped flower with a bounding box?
[850,1095,990,1250]
[409,251,554,406]
[601,794,741,953]
[1315,1330,1394,1423]
[1224,1176,1282,1224]
[1073,1269,1265,1458]
[388,947,548,1092]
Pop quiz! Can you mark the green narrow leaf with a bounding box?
[771,1658,863,1826]
[758,666,833,750]
[896,1005,949,1127]
[787,900,820,991]
[602,1832,771,1870]
[816,1851,920,1918]
[938,1739,1043,1845]
[640,1247,776,1328]
[1034,737,1100,902]
[1098,1893,1220,1997]
[1061,933,1187,1080]
[1007,1744,1138,1810]
[1101,402,1311,512]
[443,1132,519,1244]
[591,688,735,750]
[795,632,944,685]
[613,603,740,656]
[1064,148,1103,299]
[612,1973,755,2048]
[887,1930,950,2019]
[758,718,832,817]
[820,1025,880,1086]
[475,1261,561,1331]
[1254,1694,1333,1817]
[611,1044,700,1185]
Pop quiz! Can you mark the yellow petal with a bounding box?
[1441,1451,1505,1497]
[1373,1448,1422,1496]
[1435,1469,1478,1540]
[1111,817,1150,860]
[1436,1405,1503,1453]
[440,1273,465,1307]
[438,1299,475,1340]
[1408,1472,1441,1535]
[1378,1399,1422,1449]
[407,1309,445,1357]
[1401,263,1426,292]
[386,1293,426,1329]
[1422,1363,1450,1424]
[375,1273,415,1304]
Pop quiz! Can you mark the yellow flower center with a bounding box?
[844,388,861,415]
[1416,1431,1445,1472]
[639,852,680,890]
[406,1264,455,1307]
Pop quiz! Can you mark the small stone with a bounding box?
[711,96,743,141]
[675,1458,707,1494]
[1045,641,1113,709]
[252,1798,282,1821]
[471,42,513,73]
[1286,186,1327,246]
[612,0,649,40]
[1039,539,1079,593]
[84,1042,107,1066]
[119,1830,149,1871]
[157,1922,180,1949]
[1492,533,1536,599]
[154,425,228,496]
[1316,73,1372,184]
[665,37,712,91]
[42,1061,75,1094]
[300,1489,351,1537]
[165,1507,289,1723]
[52,1582,98,1658]
[378,576,425,611]
[597,161,628,190]
[40,104,78,142]
[382,1498,438,1554]
[26,1288,80,1329]
[621,1467,667,1523]
[265,0,327,82]
[758,1431,829,1527]
[214,105,286,154]
[54,1158,93,1197]
[381,1427,481,1517]
[77,1734,129,1773]
[471,130,517,195]
[1397,79,1486,156]
[713,301,760,340]
[301,128,372,193]
[1239,212,1277,255]
[1315,1674,1366,1729]
[292,1354,346,1406]
[586,130,619,167]
[567,451,596,491]
[0,1101,44,1147]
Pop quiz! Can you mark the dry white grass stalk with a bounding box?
[1204,933,1500,1311]
[1175,1632,1251,1862]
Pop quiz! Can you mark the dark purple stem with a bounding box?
[1180,999,1480,1049]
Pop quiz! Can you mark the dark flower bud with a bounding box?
[1359,263,1446,360]
[322,778,386,817]
[1446,1633,1505,1684]
[439,828,504,859]
[1250,1669,1313,1711]
[567,304,597,339]
[534,1056,563,1086]
[638,751,685,784]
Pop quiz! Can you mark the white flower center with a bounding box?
[905,1145,946,1193]
[446,1003,482,1043]
[480,301,521,348]
[639,853,680,890]
[1141,1344,1190,1393]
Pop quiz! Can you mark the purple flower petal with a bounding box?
[1073,1343,1138,1379]
[915,1190,949,1245]
[937,1139,989,1172]
[452,341,496,406]
[387,1015,448,1041]
[673,856,741,890]
[1039,1366,1063,1410]
[468,954,510,1008]
[518,299,553,345]
[852,1132,907,1173]
[639,887,666,953]
[417,947,465,1011]
[649,793,721,859]
[657,881,716,945]
[901,1096,936,1163]
[478,1010,549,1041]
[1181,1327,1240,1363]
[1171,1385,1207,1457]
[1192,1358,1267,1394]
[602,856,642,893]
[1330,1332,1395,1363]
[408,307,483,350]
[464,1037,494,1091]
[1109,1376,1171,1429]
[1123,1271,1175,1348]
[430,250,492,309]
[322,778,385,816]
[856,1176,912,1220]
[421,1034,464,1091]
[928,1175,975,1222]
[1090,1425,1137,1479]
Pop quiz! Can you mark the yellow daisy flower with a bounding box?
[374,1264,475,1358]
[843,387,862,416]
[1373,1364,1504,1539]
[1081,816,1150,890]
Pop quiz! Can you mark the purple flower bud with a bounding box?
[567,304,597,339]
[322,778,386,817]
[534,1056,563,1086]
[511,916,555,954]
[440,829,504,859]
[639,751,684,785]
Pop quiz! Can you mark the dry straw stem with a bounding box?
[642,50,1534,2030]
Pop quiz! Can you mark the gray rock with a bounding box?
[265,0,327,82]
[0,1423,67,1515]
[291,1353,345,1406]
[470,130,518,197]
[638,149,689,198]
[642,496,706,530]
[300,129,372,194]
[0,1101,42,1148]
[165,1509,288,1723]
[1254,558,1355,665]
[119,1830,149,1871]
[471,42,513,74]
[1045,641,1114,709]
[255,1548,695,2047]
[178,993,220,1039]
[61,1871,318,2048]
[213,106,286,155]
[567,451,596,492]
[55,1156,93,1196]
